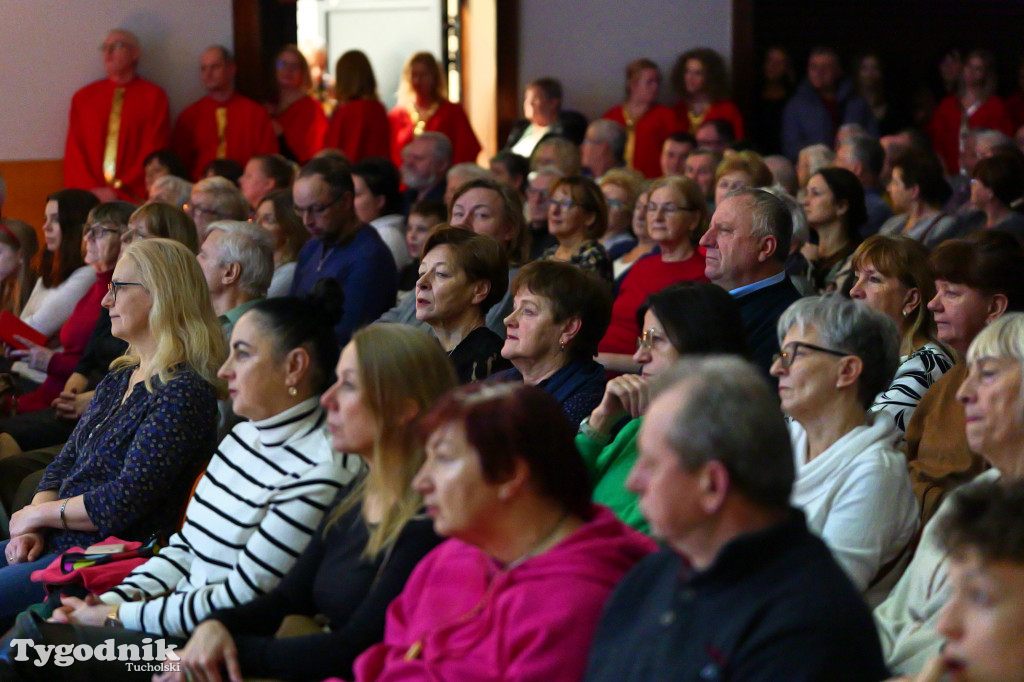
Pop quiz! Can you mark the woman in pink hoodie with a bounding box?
[345,382,656,682]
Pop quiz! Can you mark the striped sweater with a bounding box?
[98,397,364,636]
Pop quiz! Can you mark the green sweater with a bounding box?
[575,417,648,534]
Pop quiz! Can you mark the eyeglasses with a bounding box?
[606,198,630,212]
[549,199,582,211]
[120,227,148,245]
[276,60,302,71]
[293,194,344,218]
[99,40,130,53]
[85,223,121,241]
[107,280,144,304]
[646,202,695,216]
[636,328,663,351]
[771,341,850,369]
[525,188,549,200]
[188,204,230,221]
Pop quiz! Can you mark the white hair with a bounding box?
[205,220,274,297]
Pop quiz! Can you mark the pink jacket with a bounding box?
[348,505,655,682]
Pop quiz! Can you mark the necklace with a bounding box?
[502,511,571,572]
[316,244,335,272]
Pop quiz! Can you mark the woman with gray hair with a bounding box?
[771,295,919,606]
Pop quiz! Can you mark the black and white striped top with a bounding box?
[870,343,954,440]
[99,397,364,637]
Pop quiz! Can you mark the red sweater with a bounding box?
[389,100,482,166]
[674,99,746,140]
[18,269,111,413]
[598,252,707,355]
[275,96,328,164]
[928,94,1013,173]
[602,104,681,179]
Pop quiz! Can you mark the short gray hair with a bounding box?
[776,295,900,409]
[763,187,807,249]
[726,188,792,262]
[193,177,250,220]
[205,220,274,297]
[150,175,193,209]
[798,144,836,177]
[416,132,453,165]
[588,119,627,164]
[447,163,493,186]
[844,134,885,177]
[652,355,794,509]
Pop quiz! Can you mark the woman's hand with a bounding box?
[48,595,117,627]
[10,336,54,372]
[157,620,243,682]
[52,389,94,421]
[8,504,45,537]
[5,532,45,564]
[589,374,650,434]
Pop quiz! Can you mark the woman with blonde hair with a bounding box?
[598,168,643,260]
[122,202,200,253]
[714,150,774,206]
[253,189,310,297]
[601,58,680,179]
[324,50,390,162]
[0,238,225,629]
[0,219,38,317]
[388,51,481,166]
[267,44,328,164]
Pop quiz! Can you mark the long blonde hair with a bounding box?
[397,52,447,109]
[110,239,227,396]
[327,324,457,558]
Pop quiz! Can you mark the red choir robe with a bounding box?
[63,76,170,202]
[172,93,278,181]
[602,104,681,179]
[324,99,391,163]
[273,96,327,164]
[929,94,1014,173]
[674,100,746,140]
[388,100,482,166]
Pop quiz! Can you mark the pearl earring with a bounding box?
[287,385,297,396]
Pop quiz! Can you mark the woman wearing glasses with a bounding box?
[0,238,224,629]
[122,202,200,254]
[267,44,327,165]
[253,189,310,297]
[771,295,918,606]
[598,176,709,374]
[597,169,642,261]
[187,176,249,243]
[580,282,748,532]
[542,176,613,282]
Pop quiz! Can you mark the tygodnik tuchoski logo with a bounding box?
[9,637,180,671]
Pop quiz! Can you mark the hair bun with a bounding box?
[308,278,345,328]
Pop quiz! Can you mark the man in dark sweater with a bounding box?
[699,189,802,379]
[585,357,889,682]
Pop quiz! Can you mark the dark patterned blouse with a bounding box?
[543,240,614,282]
[36,364,218,553]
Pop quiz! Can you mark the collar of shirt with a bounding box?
[729,271,786,299]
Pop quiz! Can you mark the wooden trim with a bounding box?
[732,0,755,133]
[495,0,519,150]
[232,0,298,103]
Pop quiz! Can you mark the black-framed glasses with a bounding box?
[107,281,144,304]
[772,342,849,369]
[85,223,122,241]
[293,193,343,218]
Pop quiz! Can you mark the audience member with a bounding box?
[0,219,38,318]
[659,131,696,176]
[238,153,293,211]
[585,356,889,681]
[597,168,642,259]
[582,282,749,531]
[497,260,612,425]
[683,147,721,206]
[415,226,510,383]
[700,189,801,377]
[171,46,277,181]
[148,174,193,210]
[582,119,626,179]
[782,46,877,162]
[351,156,409,270]
[765,186,815,295]
[543,176,613,281]
[489,150,529,196]
[202,158,245,185]
[20,190,98,339]
[803,167,866,293]
[142,150,188,197]
[672,47,744,139]
[714,150,773,206]
[530,135,582,176]
[850,235,954,437]
[63,29,170,202]
[197,221,274,333]
[443,162,494,208]
[764,154,798,195]
[398,198,446,298]
[291,156,397,344]
[879,149,957,248]
[388,52,480,166]
[267,44,328,164]
[188,176,249,242]
[602,59,679,178]
[877,313,1024,675]
[773,296,917,605]
[525,165,563,258]
[506,77,565,158]
[694,118,735,152]
[599,176,709,373]
[122,201,200,253]
[835,134,894,237]
[613,186,657,281]
[323,50,390,163]
[961,151,1024,238]
[0,239,224,629]
[796,143,836,191]
[400,132,451,211]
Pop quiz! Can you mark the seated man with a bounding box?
[660,131,696,176]
[196,220,273,334]
[585,356,888,682]
[188,176,250,242]
[239,153,293,211]
[401,132,451,214]
[582,119,626,179]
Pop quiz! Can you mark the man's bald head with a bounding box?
[102,29,141,82]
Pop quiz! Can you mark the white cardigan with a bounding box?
[789,412,919,607]
[19,265,96,338]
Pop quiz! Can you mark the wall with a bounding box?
[517,0,733,120]
[0,0,232,223]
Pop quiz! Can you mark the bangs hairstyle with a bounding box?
[450,178,530,265]
[646,175,709,244]
[42,189,98,288]
[88,201,135,232]
[550,175,608,240]
[637,281,750,358]
[334,50,379,103]
[422,225,509,314]
[128,203,200,253]
[111,239,227,396]
[852,235,939,350]
[509,260,613,360]
[420,383,592,519]
[398,52,447,108]
[327,324,457,558]
[929,230,1024,311]
[940,480,1024,564]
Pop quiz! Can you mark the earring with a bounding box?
[902,310,909,318]
[287,385,298,397]
[559,341,566,353]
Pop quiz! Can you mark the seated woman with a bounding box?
[612,186,656,281]
[0,219,38,317]
[496,260,612,425]
[19,190,98,339]
[0,285,370,678]
[148,175,193,211]
[123,202,200,253]
[0,239,225,629]
[601,58,680,179]
[352,157,410,271]
[672,47,745,140]
[962,151,1024,238]
[267,44,327,164]
[597,168,642,260]
[543,175,613,282]
[713,150,773,206]
[580,282,748,532]
[324,49,391,163]
[803,167,867,294]
[598,176,709,374]
[348,382,655,681]
[876,313,1024,676]
[253,189,309,297]
[850,235,954,437]
[416,226,511,383]
[879,149,957,248]
[772,295,919,606]
[155,324,456,682]
[9,203,133,414]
